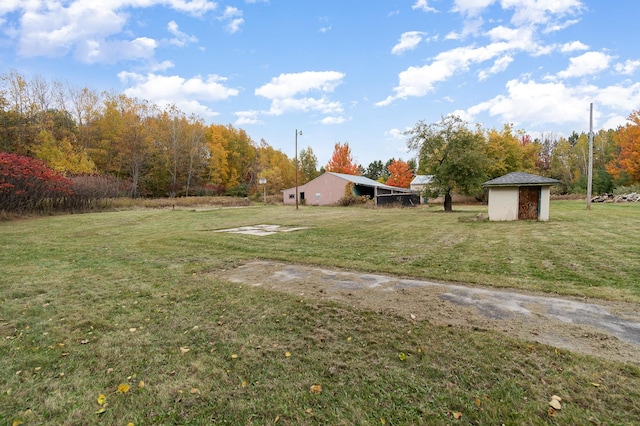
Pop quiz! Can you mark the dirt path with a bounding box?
[221,261,640,364]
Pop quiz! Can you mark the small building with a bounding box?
[282,172,418,206]
[410,175,433,204]
[482,172,561,221]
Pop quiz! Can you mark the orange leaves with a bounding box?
[386,159,414,188]
[325,142,360,176]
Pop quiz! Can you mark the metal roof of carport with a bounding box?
[327,172,414,192]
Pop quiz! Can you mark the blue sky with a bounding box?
[1,0,639,167]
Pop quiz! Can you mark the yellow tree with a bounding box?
[32,130,95,174]
[325,142,359,175]
[386,159,413,188]
[607,110,640,184]
[485,124,538,179]
[255,140,295,195]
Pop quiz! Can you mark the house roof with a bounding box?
[410,175,434,185]
[483,172,561,187]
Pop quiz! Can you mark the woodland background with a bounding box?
[2,70,640,213]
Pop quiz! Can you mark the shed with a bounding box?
[282,172,417,206]
[482,172,560,221]
[410,175,433,204]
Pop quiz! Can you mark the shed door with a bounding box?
[518,187,540,220]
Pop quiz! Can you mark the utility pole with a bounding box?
[295,129,302,210]
[587,103,594,210]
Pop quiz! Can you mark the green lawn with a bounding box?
[1,201,639,425]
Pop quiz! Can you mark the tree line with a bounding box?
[2,70,640,212]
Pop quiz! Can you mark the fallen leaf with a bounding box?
[475,398,481,407]
[127,423,135,426]
[547,407,557,417]
[190,388,200,394]
[180,347,190,353]
[310,384,322,394]
[347,336,352,341]
[97,394,107,405]
[380,418,386,425]
[138,380,145,388]
[398,352,407,361]
[95,407,107,415]
[549,399,562,410]
[306,408,313,413]
[241,380,247,388]
[129,328,136,332]
[285,351,291,357]
[117,383,130,394]
[591,382,601,387]
[231,353,238,359]
[453,411,462,419]
[12,420,23,426]
[410,314,416,320]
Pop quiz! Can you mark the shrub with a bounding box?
[0,152,73,214]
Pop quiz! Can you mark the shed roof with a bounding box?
[483,172,560,187]
[410,175,434,185]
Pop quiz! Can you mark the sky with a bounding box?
[1,0,640,167]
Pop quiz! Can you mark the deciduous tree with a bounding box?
[325,142,359,175]
[607,111,640,184]
[407,115,488,211]
[386,159,413,188]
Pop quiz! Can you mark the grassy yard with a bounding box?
[1,201,639,425]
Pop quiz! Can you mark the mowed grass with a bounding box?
[1,201,640,425]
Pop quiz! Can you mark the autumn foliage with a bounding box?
[607,110,640,183]
[325,142,360,175]
[0,152,73,214]
[386,159,414,188]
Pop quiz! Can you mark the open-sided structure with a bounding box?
[282,172,418,206]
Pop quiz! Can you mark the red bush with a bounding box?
[0,152,73,214]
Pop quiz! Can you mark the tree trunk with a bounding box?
[444,191,452,212]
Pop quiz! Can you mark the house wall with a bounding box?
[488,187,518,221]
[282,173,349,206]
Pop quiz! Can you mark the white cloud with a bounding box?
[560,40,589,53]
[458,77,640,132]
[234,110,263,125]
[167,20,198,46]
[391,31,427,55]
[502,0,584,27]
[219,6,244,33]
[412,0,437,13]
[320,116,347,125]
[8,0,217,62]
[377,42,518,106]
[478,55,514,80]
[119,71,239,118]
[615,59,640,75]
[453,0,496,16]
[256,71,344,100]
[556,51,612,79]
[254,71,345,120]
[467,78,593,127]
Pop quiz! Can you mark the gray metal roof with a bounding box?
[410,175,434,185]
[327,172,412,191]
[483,172,560,187]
